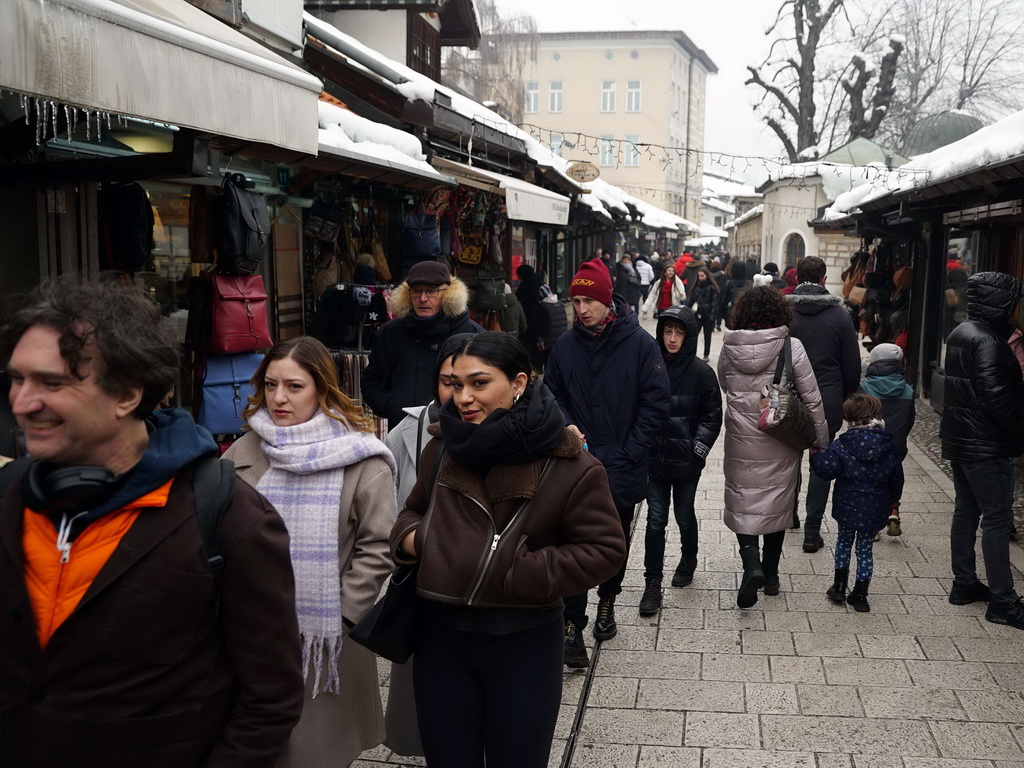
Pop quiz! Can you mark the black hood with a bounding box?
[967,271,1021,329]
[790,283,842,315]
[656,304,699,364]
[730,262,747,281]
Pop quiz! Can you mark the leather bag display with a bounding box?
[400,214,441,261]
[209,275,273,354]
[217,173,271,275]
[197,354,263,435]
[757,337,817,451]
[847,285,867,305]
[473,269,507,312]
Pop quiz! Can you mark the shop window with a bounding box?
[626,80,642,112]
[601,81,616,112]
[525,81,539,114]
[549,80,563,113]
[407,14,441,81]
[625,135,640,167]
[784,233,805,266]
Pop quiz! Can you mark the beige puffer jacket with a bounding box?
[717,325,829,535]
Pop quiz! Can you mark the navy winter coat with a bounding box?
[859,359,915,459]
[810,427,904,531]
[789,284,862,435]
[648,305,722,481]
[544,295,671,508]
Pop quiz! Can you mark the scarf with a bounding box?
[575,311,617,339]
[248,409,396,696]
[439,383,566,473]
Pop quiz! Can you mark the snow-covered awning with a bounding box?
[3,0,323,154]
[433,158,571,226]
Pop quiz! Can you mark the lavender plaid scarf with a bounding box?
[249,408,396,696]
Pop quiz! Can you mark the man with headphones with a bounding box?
[0,277,304,768]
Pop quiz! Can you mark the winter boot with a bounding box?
[948,580,990,605]
[737,545,765,609]
[985,598,1024,630]
[847,579,871,612]
[671,556,698,587]
[563,621,589,668]
[802,530,825,553]
[593,597,617,641]
[639,578,663,617]
[826,568,849,603]
[762,547,782,596]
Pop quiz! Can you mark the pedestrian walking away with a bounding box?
[389,332,625,768]
[686,266,721,362]
[811,394,905,613]
[545,258,670,662]
[940,271,1024,629]
[0,277,304,767]
[640,305,722,617]
[635,254,654,302]
[718,287,828,609]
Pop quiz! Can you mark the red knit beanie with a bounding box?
[570,258,613,306]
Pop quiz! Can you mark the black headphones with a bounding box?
[23,461,120,513]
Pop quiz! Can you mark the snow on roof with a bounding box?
[702,196,735,215]
[318,101,445,178]
[703,173,759,199]
[764,161,896,202]
[730,203,764,227]
[824,107,1024,221]
[700,222,729,238]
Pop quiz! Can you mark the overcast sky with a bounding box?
[493,0,783,180]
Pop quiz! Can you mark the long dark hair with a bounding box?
[452,332,537,387]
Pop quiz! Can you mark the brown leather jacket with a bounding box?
[389,428,626,609]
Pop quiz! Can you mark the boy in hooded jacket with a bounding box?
[639,305,723,616]
[858,343,916,536]
[811,394,905,613]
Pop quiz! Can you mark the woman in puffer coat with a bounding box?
[718,287,828,608]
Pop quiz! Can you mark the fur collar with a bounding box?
[788,291,843,307]
[389,276,470,319]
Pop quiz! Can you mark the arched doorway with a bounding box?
[784,232,806,270]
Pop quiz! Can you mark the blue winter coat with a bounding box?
[544,295,671,507]
[810,427,905,531]
[648,305,723,481]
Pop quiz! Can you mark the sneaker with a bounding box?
[948,580,991,606]
[593,597,617,641]
[639,579,662,617]
[985,599,1024,630]
[671,556,698,587]
[802,532,824,553]
[886,516,902,536]
[563,622,590,668]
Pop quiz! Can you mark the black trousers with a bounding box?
[696,314,714,357]
[564,503,636,629]
[414,615,563,768]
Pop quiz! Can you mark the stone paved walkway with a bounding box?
[356,322,1024,768]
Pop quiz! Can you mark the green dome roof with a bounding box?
[903,110,984,157]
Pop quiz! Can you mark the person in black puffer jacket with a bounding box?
[639,305,722,616]
[940,271,1024,629]
[686,266,721,362]
[720,261,753,330]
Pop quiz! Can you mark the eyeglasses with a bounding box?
[411,287,443,298]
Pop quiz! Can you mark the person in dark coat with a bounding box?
[762,262,786,291]
[940,271,1024,629]
[680,256,706,291]
[639,305,722,617]
[811,394,904,613]
[787,256,861,551]
[859,343,915,537]
[615,255,643,314]
[544,258,670,666]
[686,266,720,362]
[719,260,752,330]
[362,261,484,426]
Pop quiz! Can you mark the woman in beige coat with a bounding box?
[225,336,397,768]
[717,287,828,609]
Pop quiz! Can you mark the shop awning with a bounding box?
[298,142,457,191]
[2,0,324,155]
[433,158,571,226]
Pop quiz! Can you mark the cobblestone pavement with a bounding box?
[356,321,1024,768]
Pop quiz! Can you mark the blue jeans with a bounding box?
[950,457,1020,606]
[643,476,700,580]
[804,431,836,534]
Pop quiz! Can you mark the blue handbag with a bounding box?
[198,354,263,434]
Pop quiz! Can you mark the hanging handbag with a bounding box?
[209,274,273,354]
[400,213,441,261]
[216,173,270,275]
[473,269,507,312]
[757,337,817,451]
[197,353,263,435]
[847,285,867,305]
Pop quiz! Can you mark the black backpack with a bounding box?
[474,269,507,312]
[217,173,271,275]
[0,455,235,602]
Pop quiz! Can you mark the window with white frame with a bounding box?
[599,135,614,166]
[549,80,563,113]
[550,132,564,157]
[627,80,641,112]
[625,134,640,166]
[525,82,539,114]
[601,80,616,112]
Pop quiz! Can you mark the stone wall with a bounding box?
[731,215,762,258]
[816,229,861,295]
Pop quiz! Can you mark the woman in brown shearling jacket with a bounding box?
[389,332,625,768]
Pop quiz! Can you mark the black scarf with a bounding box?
[439,383,566,473]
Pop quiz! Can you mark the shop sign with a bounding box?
[566,161,600,183]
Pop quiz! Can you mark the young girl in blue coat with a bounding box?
[810,394,905,613]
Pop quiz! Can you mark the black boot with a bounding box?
[803,530,825,553]
[671,556,698,587]
[593,597,617,640]
[563,621,589,668]
[762,548,782,596]
[826,568,849,603]
[737,545,765,608]
[847,579,870,612]
[639,578,663,617]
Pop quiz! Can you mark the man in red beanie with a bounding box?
[544,258,670,668]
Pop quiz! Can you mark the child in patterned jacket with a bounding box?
[810,394,905,613]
